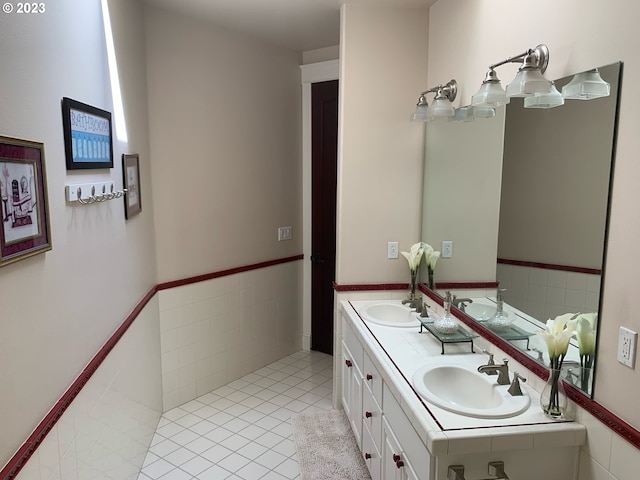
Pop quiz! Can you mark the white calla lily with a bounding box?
[576,313,597,357]
[537,313,578,362]
[401,242,424,272]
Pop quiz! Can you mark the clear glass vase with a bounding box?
[540,367,570,420]
[407,267,420,300]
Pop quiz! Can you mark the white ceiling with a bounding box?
[141,0,437,52]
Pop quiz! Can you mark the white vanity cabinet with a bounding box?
[341,313,432,480]
[339,301,585,480]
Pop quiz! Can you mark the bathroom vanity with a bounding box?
[340,299,586,480]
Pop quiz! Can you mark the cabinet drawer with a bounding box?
[362,422,381,480]
[342,315,364,370]
[362,381,382,451]
[363,351,383,407]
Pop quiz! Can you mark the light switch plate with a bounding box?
[278,226,292,241]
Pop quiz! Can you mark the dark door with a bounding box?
[311,80,338,355]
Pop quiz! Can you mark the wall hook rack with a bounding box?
[65,181,127,205]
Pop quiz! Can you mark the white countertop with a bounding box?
[341,299,586,456]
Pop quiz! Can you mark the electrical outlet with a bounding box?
[387,242,399,259]
[442,240,453,258]
[278,226,292,241]
[618,326,637,368]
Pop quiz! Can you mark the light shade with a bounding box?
[426,96,455,121]
[450,105,496,122]
[411,95,428,122]
[562,69,610,100]
[411,104,428,122]
[524,82,564,109]
[506,68,552,97]
[472,106,496,118]
[451,106,475,122]
[472,80,509,107]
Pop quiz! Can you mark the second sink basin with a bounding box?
[463,301,497,321]
[360,302,420,328]
[412,363,530,418]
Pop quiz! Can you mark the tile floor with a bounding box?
[138,350,334,480]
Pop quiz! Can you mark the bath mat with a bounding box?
[291,409,371,480]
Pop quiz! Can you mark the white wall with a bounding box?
[144,6,303,283]
[427,0,640,477]
[0,0,157,467]
[336,4,429,283]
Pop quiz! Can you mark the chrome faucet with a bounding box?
[477,359,510,385]
[402,296,423,313]
[452,295,473,312]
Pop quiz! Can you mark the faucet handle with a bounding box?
[482,349,495,365]
[508,372,527,396]
[420,302,430,318]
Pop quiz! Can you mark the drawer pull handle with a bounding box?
[345,359,353,367]
[396,460,404,469]
[393,454,401,462]
[365,411,372,418]
[365,453,372,460]
[366,373,373,381]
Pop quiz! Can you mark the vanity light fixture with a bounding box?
[562,68,611,99]
[472,44,552,107]
[450,105,496,122]
[524,81,565,109]
[411,79,458,122]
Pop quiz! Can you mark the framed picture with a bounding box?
[61,97,113,170]
[122,153,141,219]
[0,135,52,267]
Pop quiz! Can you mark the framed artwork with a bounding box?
[0,135,52,267]
[61,97,113,170]
[122,153,141,219]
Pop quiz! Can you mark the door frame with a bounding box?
[300,59,339,350]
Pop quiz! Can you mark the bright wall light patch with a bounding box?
[101,0,128,143]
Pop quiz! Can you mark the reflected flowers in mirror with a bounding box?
[423,243,441,290]
[576,312,597,392]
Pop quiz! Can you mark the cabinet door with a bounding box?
[382,417,407,480]
[341,341,363,447]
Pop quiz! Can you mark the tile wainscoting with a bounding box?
[7,258,303,480]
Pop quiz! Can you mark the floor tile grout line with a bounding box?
[140,350,331,480]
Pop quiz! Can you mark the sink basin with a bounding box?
[412,363,530,418]
[463,302,497,321]
[360,302,420,328]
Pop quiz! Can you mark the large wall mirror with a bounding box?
[422,62,622,397]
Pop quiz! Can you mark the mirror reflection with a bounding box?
[424,62,622,397]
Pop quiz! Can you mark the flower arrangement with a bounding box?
[537,313,578,418]
[401,242,441,296]
[575,312,597,392]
